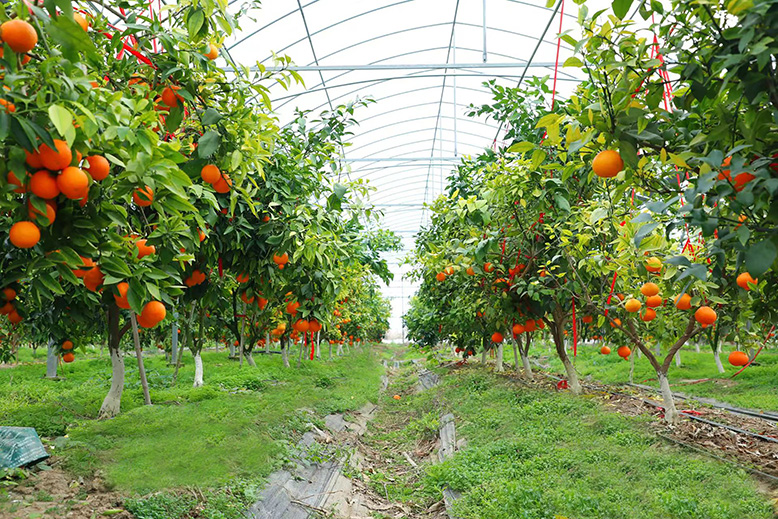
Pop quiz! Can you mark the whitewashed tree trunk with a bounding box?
[229,341,236,357]
[481,348,487,365]
[193,352,204,387]
[246,352,257,367]
[694,343,700,353]
[512,338,520,371]
[282,337,290,368]
[521,352,532,377]
[171,321,178,365]
[265,333,270,355]
[495,342,504,372]
[629,348,636,384]
[45,339,57,379]
[316,331,321,359]
[714,344,725,373]
[675,351,681,367]
[560,354,582,395]
[99,347,124,419]
[658,372,679,423]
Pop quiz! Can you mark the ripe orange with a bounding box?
[201,164,220,183]
[62,340,73,350]
[84,155,110,181]
[9,221,40,248]
[645,256,662,273]
[624,299,641,312]
[8,171,27,193]
[198,229,206,242]
[135,239,156,259]
[286,301,300,315]
[393,395,401,400]
[718,157,755,192]
[240,292,255,304]
[736,272,757,291]
[204,43,219,60]
[640,282,659,297]
[83,266,104,292]
[293,319,310,333]
[491,332,504,343]
[0,98,15,113]
[436,272,446,282]
[512,323,525,334]
[309,320,322,333]
[139,301,166,328]
[525,319,537,332]
[610,318,622,328]
[0,302,15,315]
[600,346,611,355]
[236,273,249,283]
[161,86,182,107]
[28,199,56,225]
[616,293,625,301]
[62,352,75,363]
[73,13,89,31]
[272,252,289,265]
[114,282,131,309]
[617,346,631,359]
[444,266,454,276]
[257,297,268,310]
[2,288,16,301]
[57,167,89,199]
[213,175,231,193]
[728,351,749,367]
[25,149,43,169]
[592,150,623,178]
[72,256,94,278]
[645,295,662,308]
[674,293,692,310]
[694,306,717,328]
[484,262,494,273]
[0,19,38,54]
[29,170,60,199]
[582,315,593,324]
[8,309,23,324]
[39,140,72,171]
[640,308,656,322]
[133,186,154,206]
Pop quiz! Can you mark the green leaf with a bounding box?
[333,183,348,200]
[619,139,638,169]
[201,108,222,126]
[563,56,583,67]
[197,131,221,158]
[48,105,73,138]
[47,15,98,60]
[186,8,205,40]
[745,239,777,277]
[677,264,707,282]
[612,0,633,19]
[507,141,535,153]
[530,149,547,170]
[633,222,658,247]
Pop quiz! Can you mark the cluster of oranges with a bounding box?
[61,340,75,363]
[272,252,289,270]
[435,265,455,282]
[200,164,232,194]
[0,288,22,325]
[185,269,207,287]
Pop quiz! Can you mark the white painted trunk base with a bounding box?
[99,348,124,419]
[45,340,57,378]
[193,353,204,387]
[659,372,679,423]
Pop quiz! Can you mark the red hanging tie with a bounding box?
[604,271,618,317]
[309,331,315,360]
[571,298,577,357]
[218,257,223,277]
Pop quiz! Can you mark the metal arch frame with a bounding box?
[347,125,491,156]
[357,100,477,126]
[340,114,498,145]
[348,138,489,171]
[226,0,323,49]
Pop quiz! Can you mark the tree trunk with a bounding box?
[548,310,581,395]
[521,351,532,377]
[512,338,520,371]
[192,352,204,387]
[130,314,152,406]
[658,371,679,423]
[246,351,257,367]
[297,337,304,368]
[629,347,635,384]
[229,341,236,357]
[171,320,179,365]
[99,305,125,419]
[282,337,290,368]
[329,338,333,360]
[238,308,246,368]
[559,352,582,394]
[714,344,725,374]
[337,342,343,356]
[495,342,504,372]
[481,348,487,365]
[675,351,681,367]
[316,331,321,359]
[265,333,270,355]
[45,339,57,379]
[694,342,700,353]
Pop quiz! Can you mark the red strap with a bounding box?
[604,271,618,316]
[218,257,223,277]
[309,332,314,360]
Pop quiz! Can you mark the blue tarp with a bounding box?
[0,427,50,470]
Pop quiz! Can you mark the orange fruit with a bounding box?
[25,149,43,169]
[213,175,231,193]
[236,273,249,283]
[135,239,156,259]
[204,43,219,60]
[600,346,611,355]
[133,186,154,206]
[436,272,446,282]
[139,301,166,328]
[2,288,17,301]
[201,164,220,183]
[72,256,94,278]
[610,318,622,328]
[640,282,659,297]
[161,86,182,107]
[512,323,525,334]
[466,266,475,276]
[257,297,268,310]
[73,13,89,31]
[444,266,454,276]
[29,170,60,199]
[8,171,27,193]
[616,293,625,301]
[694,306,717,328]
[83,266,104,292]
[1,302,14,314]
[393,395,401,400]
[272,252,289,264]
[8,309,23,324]
[640,308,656,322]
[582,315,593,324]
[592,150,623,178]
[62,352,75,363]
[484,262,494,273]
[114,282,131,309]
[9,221,40,248]
[524,320,536,332]
[39,140,72,171]
[62,340,73,350]
[309,320,322,332]
[293,319,310,333]
[491,332,504,343]
[84,155,110,181]
[240,292,255,304]
[28,199,56,225]
[736,272,757,291]
[624,299,641,312]
[0,98,15,113]
[645,295,663,308]
[617,346,631,359]
[645,256,662,273]
[674,293,692,310]
[0,19,38,54]
[198,229,206,242]
[728,351,749,367]
[57,167,89,199]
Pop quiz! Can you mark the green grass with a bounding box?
[370,360,774,519]
[0,345,384,496]
[526,341,778,412]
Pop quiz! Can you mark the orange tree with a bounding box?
[0,0,294,416]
